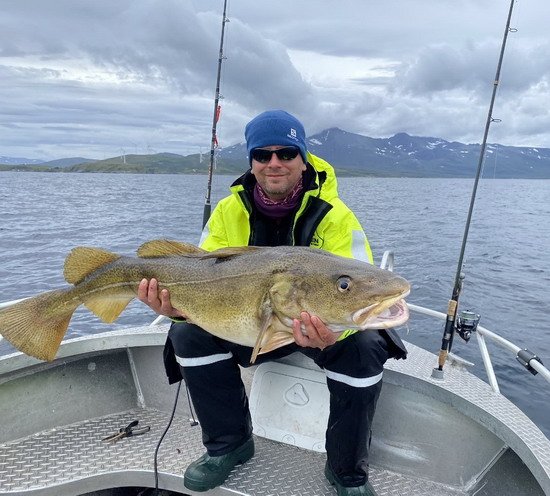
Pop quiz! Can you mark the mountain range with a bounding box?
[2,129,550,178]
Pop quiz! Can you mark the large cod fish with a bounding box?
[0,240,410,362]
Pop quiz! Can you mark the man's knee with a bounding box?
[314,331,390,392]
[331,330,389,370]
[353,330,390,365]
[168,322,216,356]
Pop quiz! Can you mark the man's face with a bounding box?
[250,145,306,201]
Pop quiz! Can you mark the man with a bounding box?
[138,110,407,496]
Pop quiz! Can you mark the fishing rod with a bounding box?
[435,0,516,376]
[202,0,229,229]
[148,5,230,494]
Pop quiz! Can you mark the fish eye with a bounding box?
[337,276,351,292]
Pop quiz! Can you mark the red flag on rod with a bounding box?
[215,105,221,123]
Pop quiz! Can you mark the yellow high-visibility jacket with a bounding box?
[199,152,373,264]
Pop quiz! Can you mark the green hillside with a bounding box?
[1,153,248,175]
[66,153,246,174]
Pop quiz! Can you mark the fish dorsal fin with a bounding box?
[201,246,260,261]
[137,239,207,258]
[64,247,120,285]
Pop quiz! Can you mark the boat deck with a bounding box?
[1,327,549,496]
[0,407,466,496]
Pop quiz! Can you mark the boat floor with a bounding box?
[1,330,549,495]
[1,407,466,496]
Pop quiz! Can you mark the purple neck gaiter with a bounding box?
[253,178,304,219]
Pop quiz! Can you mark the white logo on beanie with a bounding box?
[287,128,299,142]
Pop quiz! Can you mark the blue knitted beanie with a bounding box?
[245,110,307,165]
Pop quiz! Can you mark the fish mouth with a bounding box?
[353,290,410,329]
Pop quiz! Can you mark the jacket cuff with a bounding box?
[169,316,187,323]
[337,329,358,342]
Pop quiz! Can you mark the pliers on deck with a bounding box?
[102,420,151,443]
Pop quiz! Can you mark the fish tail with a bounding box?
[0,289,78,361]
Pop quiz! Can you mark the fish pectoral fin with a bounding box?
[251,308,294,364]
[64,247,120,285]
[257,331,295,355]
[251,312,273,365]
[82,296,133,323]
[137,240,207,258]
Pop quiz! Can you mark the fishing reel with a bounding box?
[455,310,480,342]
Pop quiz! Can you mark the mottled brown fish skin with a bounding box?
[0,241,410,362]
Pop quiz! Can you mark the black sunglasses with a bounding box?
[250,147,300,164]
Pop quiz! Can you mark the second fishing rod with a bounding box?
[435,0,517,377]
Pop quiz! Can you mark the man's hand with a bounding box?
[137,278,187,318]
[292,312,341,350]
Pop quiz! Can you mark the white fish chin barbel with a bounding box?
[358,299,409,329]
[353,290,410,330]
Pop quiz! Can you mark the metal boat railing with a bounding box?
[0,299,27,310]
[1,251,549,394]
[378,251,550,392]
[406,303,550,392]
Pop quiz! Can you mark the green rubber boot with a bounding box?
[325,462,379,496]
[184,438,254,492]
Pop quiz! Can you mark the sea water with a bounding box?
[1,171,549,437]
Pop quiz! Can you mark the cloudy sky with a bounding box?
[2,0,549,161]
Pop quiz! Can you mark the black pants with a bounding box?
[164,322,406,486]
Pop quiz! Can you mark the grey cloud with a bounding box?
[221,19,314,114]
[398,41,550,98]
[398,44,496,96]
[2,0,550,160]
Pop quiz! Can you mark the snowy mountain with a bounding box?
[220,128,550,178]
[3,130,550,177]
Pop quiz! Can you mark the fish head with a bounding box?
[268,250,410,332]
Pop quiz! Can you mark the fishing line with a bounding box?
[143,365,197,496]
[489,144,500,179]
[185,383,199,426]
[152,380,182,495]
[435,0,517,374]
[136,379,183,496]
